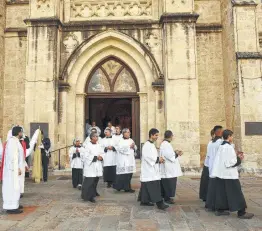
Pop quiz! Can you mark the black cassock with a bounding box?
[138,180,162,204]
[113,173,133,191]
[103,166,116,183]
[161,177,177,200]
[81,177,99,201]
[199,166,209,201]
[72,168,83,188]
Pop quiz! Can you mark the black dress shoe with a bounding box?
[19,205,23,209]
[89,198,96,203]
[20,194,23,198]
[140,202,154,206]
[238,212,254,219]
[6,209,23,214]
[107,183,112,188]
[157,202,169,210]
[77,185,82,190]
[164,199,175,205]
[95,192,100,197]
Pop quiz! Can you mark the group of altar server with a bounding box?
[69,125,137,203]
[0,125,45,214]
[199,125,254,219]
[69,126,183,210]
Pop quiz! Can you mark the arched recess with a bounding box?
[59,30,161,147]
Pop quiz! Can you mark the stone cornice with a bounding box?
[5,27,27,33]
[196,24,222,33]
[62,20,159,31]
[236,52,262,59]
[24,17,62,27]
[6,0,29,5]
[160,13,199,24]
[231,0,258,7]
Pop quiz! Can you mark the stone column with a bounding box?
[233,0,262,171]
[24,0,61,147]
[138,92,148,144]
[0,0,5,137]
[75,93,86,141]
[161,5,200,167]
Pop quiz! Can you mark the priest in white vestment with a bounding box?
[113,128,136,192]
[88,121,101,136]
[19,129,40,196]
[199,129,214,202]
[1,126,24,214]
[107,121,116,135]
[205,125,223,211]
[69,138,84,189]
[101,128,117,188]
[138,128,168,210]
[81,132,104,203]
[160,130,183,204]
[210,129,253,219]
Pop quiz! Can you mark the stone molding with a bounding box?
[4,27,27,33]
[152,79,164,91]
[24,17,62,27]
[231,0,258,7]
[160,13,199,24]
[58,81,71,92]
[70,0,152,19]
[236,52,262,59]
[6,0,29,5]
[196,24,222,33]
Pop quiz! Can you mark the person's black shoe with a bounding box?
[20,194,23,198]
[77,185,82,190]
[96,192,100,197]
[238,212,254,219]
[44,180,47,182]
[157,203,169,210]
[165,199,175,205]
[125,189,135,193]
[107,183,112,188]
[89,198,96,203]
[6,209,23,214]
[140,202,154,206]
[215,211,230,216]
[19,205,23,209]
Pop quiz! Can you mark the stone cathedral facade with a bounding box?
[0,0,262,172]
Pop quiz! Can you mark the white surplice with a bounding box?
[112,134,123,144]
[100,137,117,167]
[2,137,24,210]
[140,141,161,182]
[204,141,212,167]
[207,138,223,177]
[82,142,104,177]
[159,140,182,178]
[211,142,239,179]
[69,146,84,169]
[116,138,137,175]
[19,130,40,194]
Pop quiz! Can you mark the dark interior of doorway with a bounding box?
[88,98,132,138]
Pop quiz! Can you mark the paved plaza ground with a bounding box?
[1,167,262,231]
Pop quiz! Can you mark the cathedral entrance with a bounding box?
[85,57,140,152]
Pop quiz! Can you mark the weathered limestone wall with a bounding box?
[220,0,241,148]
[233,0,262,171]
[3,33,27,136]
[6,4,28,28]
[0,0,5,138]
[196,32,226,165]
[195,0,221,24]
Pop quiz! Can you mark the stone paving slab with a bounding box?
[1,173,262,231]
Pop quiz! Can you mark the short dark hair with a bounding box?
[164,130,173,139]
[210,129,215,137]
[213,125,223,133]
[222,129,233,140]
[12,126,22,136]
[116,125,121,129]
[149,128,159,137]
